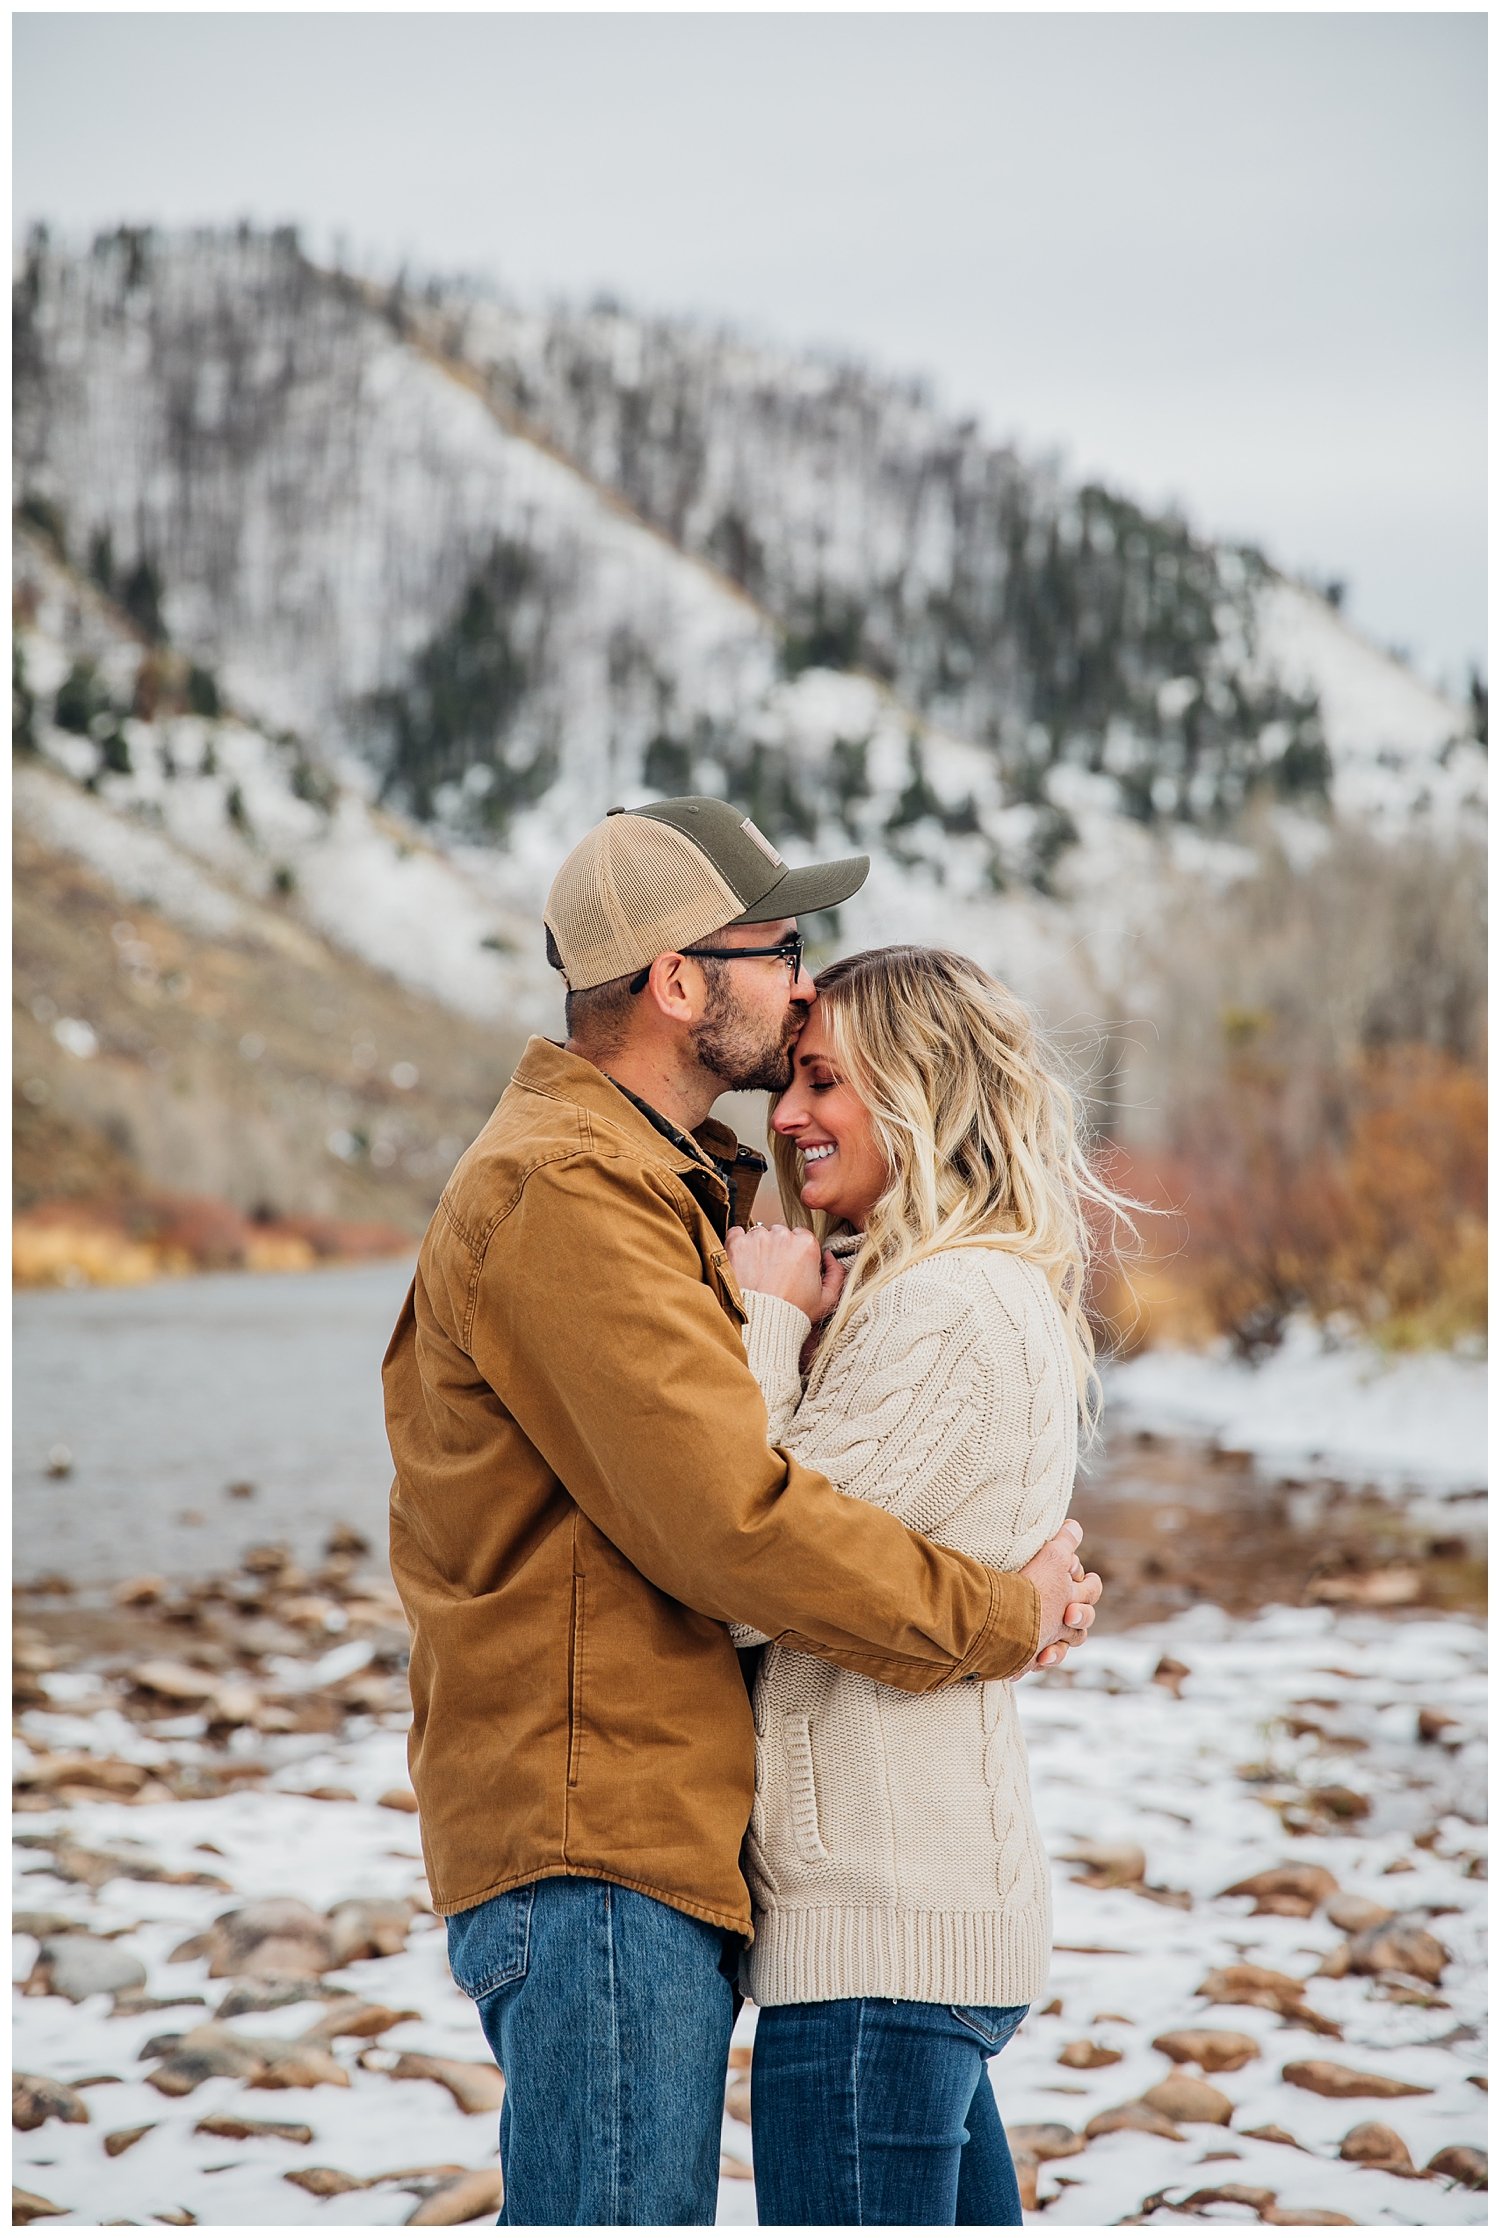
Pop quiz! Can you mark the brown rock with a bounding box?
[13,2074,91,2131]
[1263,2212,1355,2227]
[1143,2072,1234,2125]
[326,1895,417,1965]
[1426,2145,1487,2188]
[285,2169,368,2197]
[724,2079,752,2124]
[388,2053,505,2116]
[1058,1839,1147,1888]
[1323,1894,1393,1934]
[1151,1656,1191,1697]
[1310,1784,1371,1819]
[719,2154,753,2182]
[1346,1921,1449,1984]
[1417,1707,1460,1743]
[203,1897,334,1980]
[12,1911,86,1939]
[25,1834,230,1893]
[1007,2123,1085,2163]
[127,1660,220,1702]
[13,2189,68,2225]
[379,1788,420,1813]
[114,1575,166,1605]
[241,1541,294,1573]
[194,2116,316,2144]
[1084,2101,1185,2141]
[727,2045,752,2070]
[1197,1964,1340,2036]
[1339,2121,1418,2174]
[1241,2125,1306,2149]
[251,2049,350,2091]
[407,2171,506,2225]
[1220,1863,1339,1908]
[148,2039,268,2097]
[1309,1566,1421,1607]
[325,1522,372,1556]
[1282,2060,1433,2100]
[104,2125,155,2157]
[1176,2185,1274,2214]
[1013,2157,1040,2212]
[1151,2029,1259,2073]
[299,2000,421,2044]
[1058,2039,1121,2069]
[204,1685,262,1731]
[17,1753,152,1797]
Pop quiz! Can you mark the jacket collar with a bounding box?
[510,1037,756,1193]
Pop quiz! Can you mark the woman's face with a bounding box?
[771,1008,889,1230]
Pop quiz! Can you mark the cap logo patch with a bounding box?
[741,818,785,868]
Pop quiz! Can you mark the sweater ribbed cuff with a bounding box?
[744,1902,1053,2010]
[743,1289,811,1405]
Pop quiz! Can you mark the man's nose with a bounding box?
[791,958,817,1003]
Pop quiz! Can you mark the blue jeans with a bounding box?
[445,1875,736,2226]
[750,1996,1030,2226]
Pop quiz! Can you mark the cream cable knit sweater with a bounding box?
[733,1238,1076,2008]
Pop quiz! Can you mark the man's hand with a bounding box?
[1018,1520,1101,1674]
[727,1224,844,1326]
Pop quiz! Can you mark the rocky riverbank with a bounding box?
[12,1534,1488,2227]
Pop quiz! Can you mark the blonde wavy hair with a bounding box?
[770,946,1138,1442]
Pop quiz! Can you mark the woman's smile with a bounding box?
[772,1012,889,1228]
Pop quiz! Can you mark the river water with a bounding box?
[13,1260,1486,1610]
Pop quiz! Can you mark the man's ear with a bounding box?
[644,951,699,1023]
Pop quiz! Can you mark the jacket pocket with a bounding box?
[783,1714,832,1864]
[567,1573,585,1788]
[446,1882,536,2002]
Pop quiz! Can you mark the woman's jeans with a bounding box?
[445,1876,736,2226]
[751,1996,1030,2227]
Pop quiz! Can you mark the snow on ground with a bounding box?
[1105,1323,1488,1499]
[13,1597,1485,2228]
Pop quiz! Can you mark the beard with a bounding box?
[689,966,807,1093]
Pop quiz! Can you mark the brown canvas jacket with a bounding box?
[383,1037,1043,1935]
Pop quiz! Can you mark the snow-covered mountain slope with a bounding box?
[12,225,1484,1068]
[14,527,553,1030]
[1254,579,1485,831]
[15,228,1482,895]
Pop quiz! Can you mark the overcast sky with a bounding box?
[14,11,1487,690]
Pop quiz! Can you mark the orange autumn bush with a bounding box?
[1093,1045,1486,1357]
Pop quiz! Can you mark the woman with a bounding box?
[725,944,1125,2228]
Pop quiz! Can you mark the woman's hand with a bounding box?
[1017,1520,1102,1676]
[727,1224,845,1326]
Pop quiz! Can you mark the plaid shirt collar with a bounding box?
[603,1074,735,1192]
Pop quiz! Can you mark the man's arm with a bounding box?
[474,1154,1042,1689]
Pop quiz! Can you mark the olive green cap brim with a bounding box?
[729,853,871,923]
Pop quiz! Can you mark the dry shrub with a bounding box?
[1081,824,1487,1356]
[1102,1045,1486,1355]
[12,1192,413,1290]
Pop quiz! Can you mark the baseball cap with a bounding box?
[544,796,870,991]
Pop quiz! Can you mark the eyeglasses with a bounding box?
[628,934,805,996]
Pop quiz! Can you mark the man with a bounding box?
[383,796,1101,2225]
